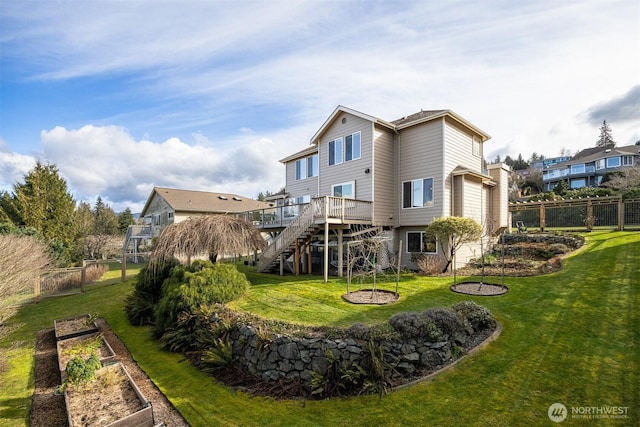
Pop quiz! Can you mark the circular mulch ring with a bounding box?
[342,289,399,305]
[450,282,509,296]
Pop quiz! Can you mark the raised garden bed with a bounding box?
[57,332,117,383]
[64,362,154,427]
[54,314,99,341]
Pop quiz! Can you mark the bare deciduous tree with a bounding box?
[0,234,53,371]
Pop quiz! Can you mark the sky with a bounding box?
[1,0,639,213]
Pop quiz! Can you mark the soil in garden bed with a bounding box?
[31,319,189,427]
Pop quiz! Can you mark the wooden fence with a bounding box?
[7,260,111,307]
[510,196,640,231]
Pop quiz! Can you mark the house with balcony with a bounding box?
[139,187,270,238]
[250,105,510,278]
[542,145,639,191]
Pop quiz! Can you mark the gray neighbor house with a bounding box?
[251,105,510,279]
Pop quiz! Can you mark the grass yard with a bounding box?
[1,231,638,426]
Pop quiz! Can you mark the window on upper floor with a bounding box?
[329,132,361,166]
[606,157,621,168]
[296,154,318,180]
[332,181,355,199]
[596,159,605,170]
[329,138,343,166]
[402,178,434,208]
[407,231,437,254]
[622,156,634,166]
[571,164,585,174]
[472,136,481,157]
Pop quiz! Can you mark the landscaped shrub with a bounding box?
[423,307,470,338]
[154,262,250,336]
[388,312,442,342]
[412,253,444,275]
[125,258,180,326]
[451,301,496,332]
[548,243,570,254]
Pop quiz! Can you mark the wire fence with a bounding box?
[510,196,640,231]
[6,260,111,307]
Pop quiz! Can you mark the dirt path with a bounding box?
[31,319,189,427]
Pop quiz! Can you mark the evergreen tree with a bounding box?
[93,196,119,235]
[117,208,136,234]
[596,120,616,148]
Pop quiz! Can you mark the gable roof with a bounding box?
[140,187,270,217]
[571,144,640,163]
[279,144,318,164]
[309,105,490,146]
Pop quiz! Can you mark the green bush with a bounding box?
[125,258,180,326]
[388,312,442,342]
[424,307,470,337]
[65,352,101,384]
[451,301,496,332]
[154,263,250,336]
[548,243,569,254]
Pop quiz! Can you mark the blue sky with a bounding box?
[1,0,639,212]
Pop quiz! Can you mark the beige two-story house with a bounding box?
[254,106,509,278]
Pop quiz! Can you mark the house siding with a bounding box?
[285,159,319,200]
[372,125,396,226]
[145,195,174,237]
[443,117,484,216]
[317,112,374,200]
[397,120,443,226]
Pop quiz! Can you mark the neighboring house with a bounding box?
[542,145,640,191]
[251,105,510,278]
[140,187,270,238]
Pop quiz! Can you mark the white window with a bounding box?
[295,158,306,180]
[345,132,361,161]
[596,159,605,170]
[295,154,318,180]
[607,157,621,168]
[570,179,585,189]
[308,154,319,176]
[329,132,361,166]
[472,136,481,157]
[622,156,633,166]
[402,178,434,208]
[406,231,437,253]
[332,181,355,199]
[570,164,585,174]
[329,138,343,166]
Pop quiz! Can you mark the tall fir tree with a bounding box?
[117,208,136,234]
[9,162,77,263]
[93,196,119,235]
[596,120,616,148]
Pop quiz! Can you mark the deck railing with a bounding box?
[242,196,372,229]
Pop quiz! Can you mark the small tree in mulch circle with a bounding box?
[424,217,482,283]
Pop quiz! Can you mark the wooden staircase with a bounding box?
[257,202,317,273]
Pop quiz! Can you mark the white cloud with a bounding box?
[38,125,293,212]
[0,151,36,192]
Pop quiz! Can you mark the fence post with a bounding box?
[34,276,40,302]
[81,260,86,292]
[618,197,624,231]
[539,202,546,232]
[586,200,594,231]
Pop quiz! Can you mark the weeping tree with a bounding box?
[150,214,266,265]
[425,216,482,274]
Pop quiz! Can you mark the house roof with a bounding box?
[543,145,640,170]
[279,145,318,163]
[309,105,490,146]
[140,187,271,217]
[570,144,640,164]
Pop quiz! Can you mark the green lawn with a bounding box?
[1,232,638,426]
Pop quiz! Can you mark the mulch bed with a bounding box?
[31,319,189,427]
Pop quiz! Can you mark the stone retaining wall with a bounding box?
[227,320,491,386]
